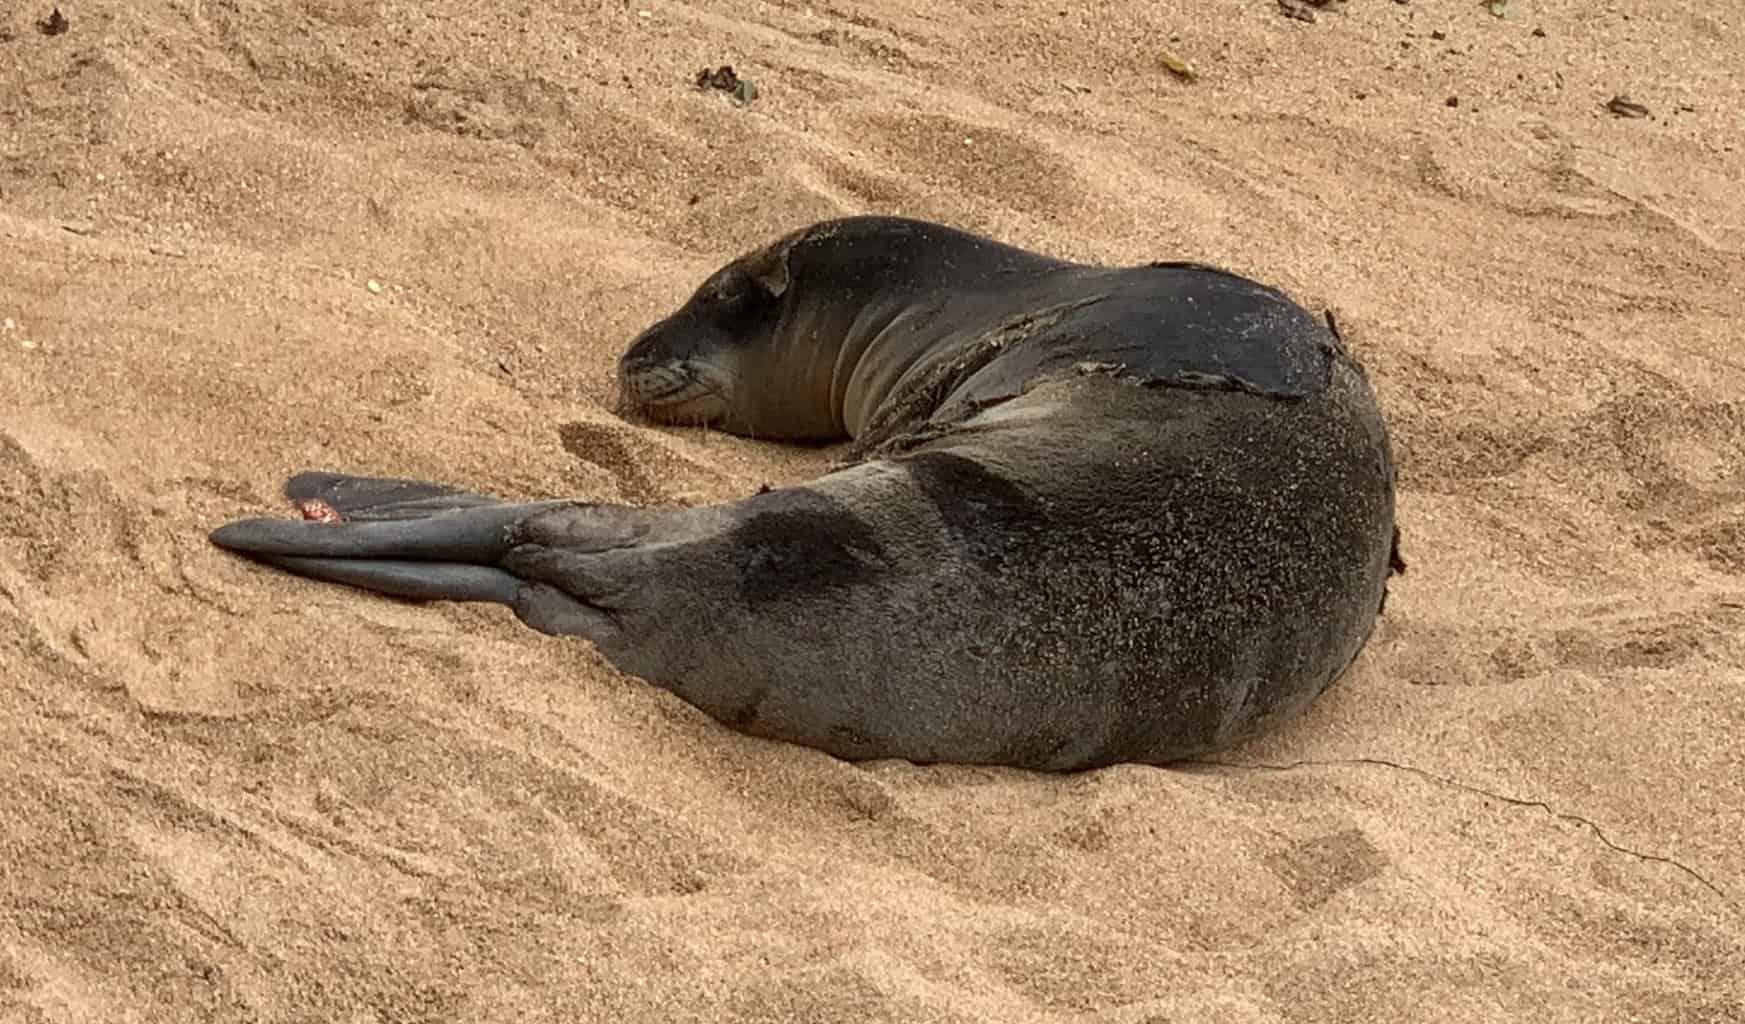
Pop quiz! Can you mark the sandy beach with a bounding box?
[2,1,1741,1020]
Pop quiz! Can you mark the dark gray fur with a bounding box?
[211,216,1401,772]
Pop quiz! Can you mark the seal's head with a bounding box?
[616,215,1070,442]
[617,243,791,432]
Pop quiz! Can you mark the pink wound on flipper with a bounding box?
[295,498,344,523]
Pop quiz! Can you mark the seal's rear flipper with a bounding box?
[209,471,573,608]
[210,501,554,563]
[251,555,528,605]
[241,551,616,640]
[284,470,506,521]
[212,468,630,641]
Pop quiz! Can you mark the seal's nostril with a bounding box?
[616,354,652,381]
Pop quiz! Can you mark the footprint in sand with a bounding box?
[557,419,740,507]
[1265,826,1390,913]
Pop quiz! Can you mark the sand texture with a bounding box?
[3,1,1743,1021]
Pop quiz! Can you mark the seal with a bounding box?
[210,215,1403,772]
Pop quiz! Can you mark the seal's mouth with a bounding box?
[617,357,735,426]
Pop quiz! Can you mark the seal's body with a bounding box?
[211,216,1401,771]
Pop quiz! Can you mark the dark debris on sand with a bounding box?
[37,7,68,36]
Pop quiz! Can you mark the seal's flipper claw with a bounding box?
[283,471,506,521]
[257,556,527,605]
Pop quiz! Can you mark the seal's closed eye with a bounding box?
[688,266,783,341]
